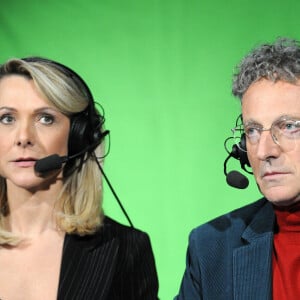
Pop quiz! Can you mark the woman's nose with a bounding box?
[14,122,34,147]
[16,139,33,147]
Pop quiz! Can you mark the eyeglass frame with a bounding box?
[231,114,300,152]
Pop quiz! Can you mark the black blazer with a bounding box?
[57,216,159,300]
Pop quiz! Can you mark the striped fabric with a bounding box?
[57,216,159,300]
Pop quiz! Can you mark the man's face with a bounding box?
[242,78,300,206]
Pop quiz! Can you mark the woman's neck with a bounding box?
[4,181,63,237]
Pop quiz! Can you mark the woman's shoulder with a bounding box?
[101,215,151,243]
[66,215,151,249]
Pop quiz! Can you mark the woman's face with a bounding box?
[0,75,70,191]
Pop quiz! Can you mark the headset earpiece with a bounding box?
[231,133,250,172]
[21,56,107,175]
[68,104,105,157]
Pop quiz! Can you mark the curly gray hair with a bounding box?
[232,37,300,99]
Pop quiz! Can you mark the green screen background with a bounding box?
[1,1,300,298]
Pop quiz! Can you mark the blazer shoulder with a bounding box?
[65,215,152,251]
[103,215,151,242]
[189,198,272,246]
[102,216,159,299]
[60,216,159,300]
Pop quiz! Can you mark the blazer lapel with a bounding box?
[233,201,275,300]
[57,227,120,300]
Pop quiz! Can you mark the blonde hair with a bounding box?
[0,58,105,245]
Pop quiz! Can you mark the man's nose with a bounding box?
[255,130,281,161]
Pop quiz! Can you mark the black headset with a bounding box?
[21,57,108,176]
[224,115,252,189]
[230,133,251,172]
[21,57,133,227]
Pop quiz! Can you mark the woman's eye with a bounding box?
[39,114,54,125]
[0,114,14,124]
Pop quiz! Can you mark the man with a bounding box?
[175,38,300,299]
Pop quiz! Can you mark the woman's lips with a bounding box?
[14,158,37,167]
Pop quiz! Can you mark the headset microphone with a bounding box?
[22,57,133,227]
[34,154,67,174]
[227,171,249,189]
[223,116,253,189]
[223,150,249,189]
[34,130,109,174]
[33,130,134,228]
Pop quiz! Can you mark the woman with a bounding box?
[0,57,159,299]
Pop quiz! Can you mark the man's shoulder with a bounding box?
[189,198,272,244]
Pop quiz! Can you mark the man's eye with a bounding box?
[277,120,300,137]
[0,114,14,124]
[285,123,296,130]
[39,114,54,125]
[245,127,260,137]
[282,121,299,130]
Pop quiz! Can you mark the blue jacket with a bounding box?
[175,198,275,300]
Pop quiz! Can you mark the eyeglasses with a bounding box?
[232,115,300,152]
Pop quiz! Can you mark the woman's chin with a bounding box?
[6,173,61,192]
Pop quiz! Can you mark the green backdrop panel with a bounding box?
[1,1,300,298]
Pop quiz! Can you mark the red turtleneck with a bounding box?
[273,203,300,300]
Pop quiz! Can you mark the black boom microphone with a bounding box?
[34,154,68,173]
[34,130,110,174]
[226,170,249,189]
[223,116,252,189]
[34,134,134,228]
[223,149,249,189]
